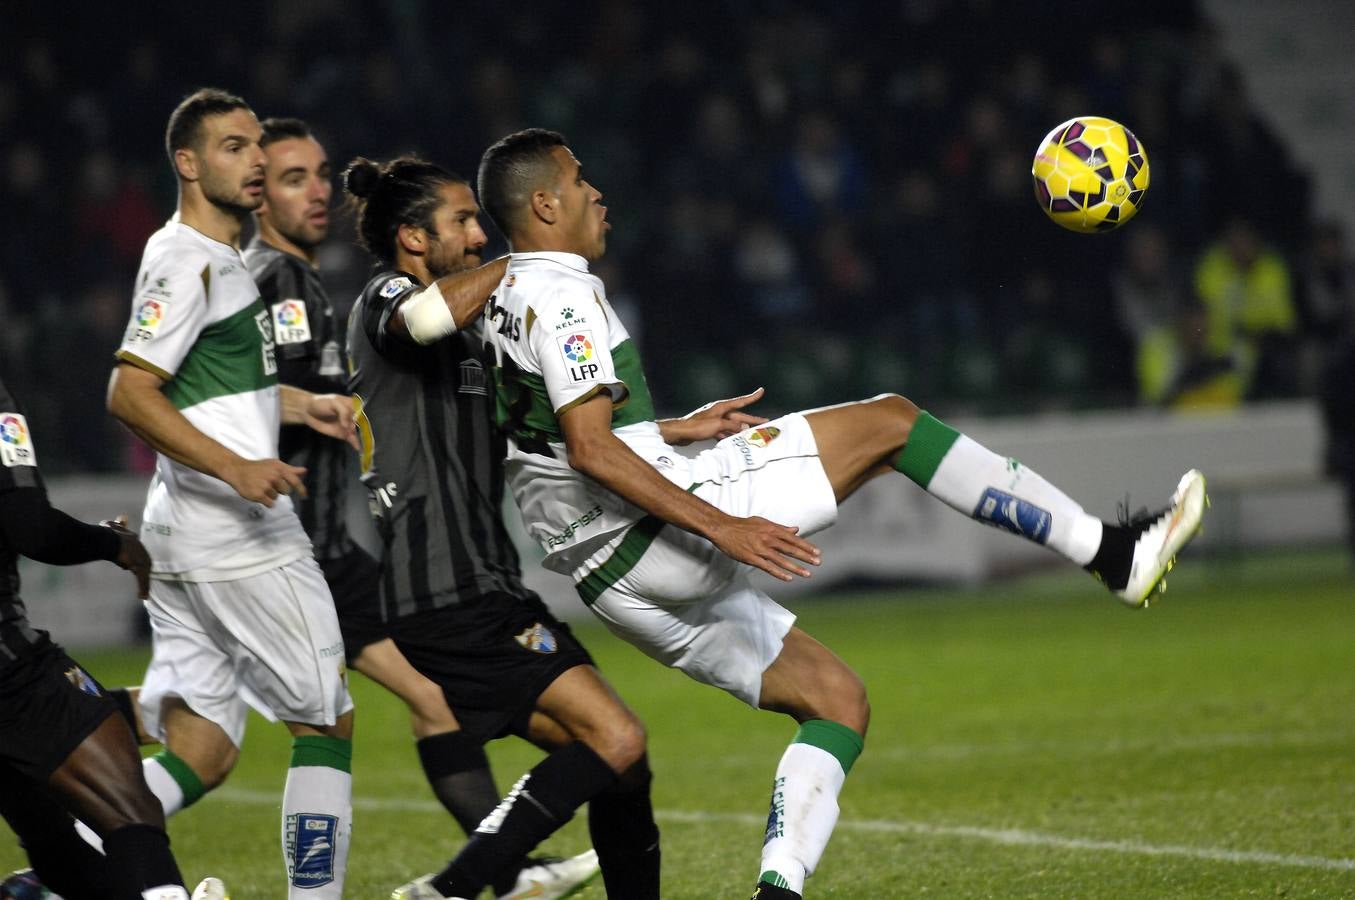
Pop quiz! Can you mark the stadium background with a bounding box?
[3,2,1355,897]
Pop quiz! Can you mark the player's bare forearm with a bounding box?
[107,363,243,481]
[108,364,307,507]
[560,395,820,580]
[280,385,359,448]
[437,255,509,328]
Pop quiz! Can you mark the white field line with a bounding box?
[213,788,1355,873]
[866,727,1355,763]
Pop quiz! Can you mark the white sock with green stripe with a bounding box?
[75,750,205,852]
[893,411,1103,565]
[282,735,352,899]
[759,719,864,895]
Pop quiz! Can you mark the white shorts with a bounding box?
[139,556,354,747]
[583,413,838,706]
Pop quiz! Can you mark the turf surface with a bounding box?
[4,549,1354,898]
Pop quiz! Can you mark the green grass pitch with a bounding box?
[5,549,1354,898]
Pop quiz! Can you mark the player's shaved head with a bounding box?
[165,87,251,168]
[477,128,568,236]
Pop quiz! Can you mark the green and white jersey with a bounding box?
[117,221,312,579]
[485,251,675,576]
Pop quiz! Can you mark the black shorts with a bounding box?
[389,591,594,743]
[0,636,118,781]
[321,548,386,665]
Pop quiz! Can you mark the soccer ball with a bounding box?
[1031,116,1149,233]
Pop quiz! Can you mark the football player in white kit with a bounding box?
[474,128,1207,899]
[106,88,358,899]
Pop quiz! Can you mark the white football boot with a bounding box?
[189,877,229,900]
[499,850,601,899]
[389,875,466,900]
[1116,469,1207,607]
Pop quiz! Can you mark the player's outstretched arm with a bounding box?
[560,394,820,582]
[658,386,769,446]
[107,363,306,507]
[278,385,360,449]
[0,492,150,597]
[388,256,511,344]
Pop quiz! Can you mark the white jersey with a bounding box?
[485,252,679,575]
[117,221,312,579]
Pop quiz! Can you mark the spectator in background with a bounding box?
[1193,217,1299,399]
[1113,225,1193,404]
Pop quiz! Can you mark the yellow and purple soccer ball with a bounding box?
[1032,116,1150,233]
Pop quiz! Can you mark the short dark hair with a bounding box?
[259,116,313,149]
[476,128,568,236]
[343,155,467,267]
[165,88,252,169]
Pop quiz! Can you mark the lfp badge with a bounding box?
[272,300,313,345]
[559,332,600,384]
[0,413,36,467]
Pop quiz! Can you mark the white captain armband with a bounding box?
[398,280,457,344]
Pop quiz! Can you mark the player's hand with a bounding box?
[661,387,770,446]
[709,514,821,582]
[304,393,360,450]
[99,515,151,599]
[223,458,308,507]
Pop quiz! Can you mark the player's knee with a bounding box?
[865,392,920,428]
[592,709,647,773]
[861,393,919,456]
[189,745,239,792]
[816,664,870,735]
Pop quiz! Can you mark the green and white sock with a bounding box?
[894,411,1103,565]
[76,750,205,853]
[759,719,864,895]
[282,735,352,900]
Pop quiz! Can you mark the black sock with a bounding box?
[1085,521,1135,590]
[102,824,184,898]
[22,820,117,900]
[416,731,503,837]
[416,731,526,896]
[588,754,661,900]
[432,742,618,899]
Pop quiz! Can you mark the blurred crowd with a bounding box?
[4,0,1354,475]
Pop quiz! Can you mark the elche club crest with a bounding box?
[746,426,781,448]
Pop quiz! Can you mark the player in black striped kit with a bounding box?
[0,373,218,900]
[345,155,678,900]
[245,119,598,899]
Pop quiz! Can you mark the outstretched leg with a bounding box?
[804,394,1206,605]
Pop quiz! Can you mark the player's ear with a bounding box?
[530,189,558,225]
[397,223,425,255]
[174,148,199,183]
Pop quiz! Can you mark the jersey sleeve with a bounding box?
[358,274,422,357]
[258,256,316,363]
[0,378,45,495]
[115,251,212,381]
[528,288,628,415]
[260,258,341,392]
